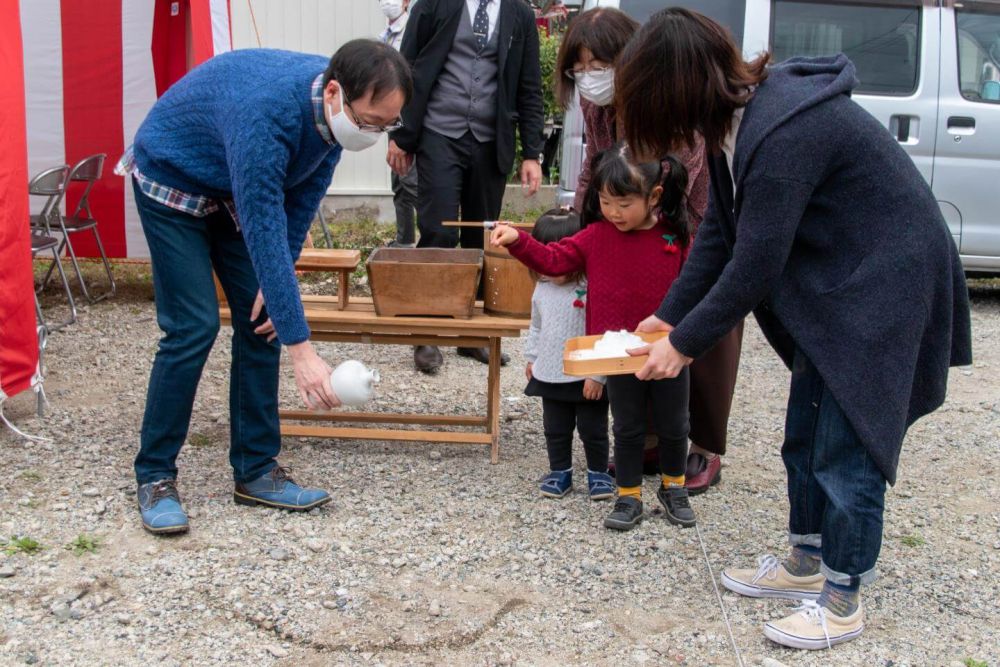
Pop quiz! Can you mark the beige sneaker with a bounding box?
[721,555,824,600]
[764,600,864,650]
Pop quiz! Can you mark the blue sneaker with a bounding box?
[234,466,331,511]
[539,469,573,498]
[137,479,189,535]
[587,470,615,501]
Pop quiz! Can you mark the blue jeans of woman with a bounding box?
[783,348,888,586]
[133,181,281,485]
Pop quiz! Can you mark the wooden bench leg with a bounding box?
[487,336,501,464]
[338,270,349,310]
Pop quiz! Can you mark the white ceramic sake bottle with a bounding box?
[330,360,380,407]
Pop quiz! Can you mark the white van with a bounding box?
[557,0,1000,273]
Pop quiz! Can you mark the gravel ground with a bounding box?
[1,278,998,667]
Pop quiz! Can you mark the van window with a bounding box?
[956,3,1000,103]
[619,0,746,46]
[771,1,920,95]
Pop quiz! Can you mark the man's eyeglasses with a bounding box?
[344,96,404,133]
[563,65,612,81]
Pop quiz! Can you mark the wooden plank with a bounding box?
[280,424,493,444]
[295,248,361,271]
[305,332,491,347]
[338,270,349,310]
[487,336,502,464]
[280,409,487,427]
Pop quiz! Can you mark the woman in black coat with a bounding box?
[617,9,972,651]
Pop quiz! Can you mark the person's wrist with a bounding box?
[287,341,313,360]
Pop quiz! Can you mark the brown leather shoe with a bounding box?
[685,453,722,495]
[456,346,510,366]
[414,345,443,374]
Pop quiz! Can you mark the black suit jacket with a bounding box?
[391,0,545,174]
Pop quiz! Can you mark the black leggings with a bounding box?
[606,370,690,488]
[542,398,610,472]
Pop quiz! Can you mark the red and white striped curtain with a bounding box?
[20,0,232,259]
[1,0,36,402]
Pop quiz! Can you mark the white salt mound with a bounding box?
[569,330,645,360]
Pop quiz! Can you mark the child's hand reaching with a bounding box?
[489,223,520,247]
[525,362,533,381]
[583,378,604,400]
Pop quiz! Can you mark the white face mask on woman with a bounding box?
[326,95,381,152]
[576,69,615,107]
[379,0,405,21]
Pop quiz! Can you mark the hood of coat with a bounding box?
[732,54,859,186]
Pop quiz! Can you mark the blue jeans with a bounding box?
[133,180,281,485]
[783,348,887,586]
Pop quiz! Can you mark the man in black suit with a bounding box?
[388,0,545,373]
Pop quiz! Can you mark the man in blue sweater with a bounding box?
[117,41,411,535]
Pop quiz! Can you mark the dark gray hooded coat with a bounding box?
[658,55,973,484]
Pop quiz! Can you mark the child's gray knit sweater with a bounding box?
[525,280,603,385]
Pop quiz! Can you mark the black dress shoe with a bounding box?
[414,345,443,374]
[456,347,509,366]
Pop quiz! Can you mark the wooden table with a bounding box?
[220,296,528,463]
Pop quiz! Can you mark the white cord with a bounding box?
[0,397,52,443]
[695,521,745,667]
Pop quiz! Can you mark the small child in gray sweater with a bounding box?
[524,210,613,501]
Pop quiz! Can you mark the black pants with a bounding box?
[416,128,507,250]
[542,398,610,472]
[606,370,690,488]
[391,160,418,245]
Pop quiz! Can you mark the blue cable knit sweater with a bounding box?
[133,49,343,345]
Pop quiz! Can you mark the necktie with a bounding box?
[473,0,490,51]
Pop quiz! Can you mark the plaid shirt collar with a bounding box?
[312,73,337,147]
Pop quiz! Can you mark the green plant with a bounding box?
[3,536,44,556]
[188,432,212,448]
[963,659,988,667]
[66,534,100,556]
[18,470,42,482]
[900,534,925,548]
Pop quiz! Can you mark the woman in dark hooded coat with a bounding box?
[618,8,972,651]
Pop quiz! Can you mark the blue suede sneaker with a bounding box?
[234,466,331,511]
[539,469,573,498]
[587,470,615,501]
[137,479,189,535]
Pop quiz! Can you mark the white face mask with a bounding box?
[576,69,615,107]
[326,94,381,152]
[379,0,405,21]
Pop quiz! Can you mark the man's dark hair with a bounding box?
[555,8,639,109]
[615,8,770,157]
[323,39,413,105]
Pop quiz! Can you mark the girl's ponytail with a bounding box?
[658,155,690,249]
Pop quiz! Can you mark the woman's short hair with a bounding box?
[323,39,413,105]
[530,209,584,283]
[554,8,639,109]
[615,8,770,157]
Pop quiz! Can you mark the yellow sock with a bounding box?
[661,474,685,488]
[617,486,642,500]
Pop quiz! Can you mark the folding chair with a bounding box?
[28,166,77,329]
[38,153,116,303]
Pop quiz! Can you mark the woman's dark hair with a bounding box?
[582,143,690,248]
[615,8,770,157]
[323,39,413,105]
[555,8,639,109]
[529,208,584,283]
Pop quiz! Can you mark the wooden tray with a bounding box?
[366,247,483,318]
[562,331,669,377]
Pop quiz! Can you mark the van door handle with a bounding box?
[889,114,917,143]
[947,116,976,135]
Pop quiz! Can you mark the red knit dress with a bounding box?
[506,219,687,336]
